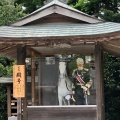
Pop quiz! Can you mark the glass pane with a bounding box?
[26,54,96,106]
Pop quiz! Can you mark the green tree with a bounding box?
[15,0,45,13]
[100,9,120,23]
[0,59,15,120]
[68,0,102,17]
[104,53,120,120]
[102,0,119,13]
[0,0,25,119]
[68,0,120,22]
[0,0,25,26]
[0,83,7,120]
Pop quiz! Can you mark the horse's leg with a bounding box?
[63,98,67,105]
[68,100,70,105]
[58,95,63,105]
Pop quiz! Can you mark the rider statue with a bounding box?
[71,58,92,105]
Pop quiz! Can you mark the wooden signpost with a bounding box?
[13,65,25,98]
[13,65,25,120]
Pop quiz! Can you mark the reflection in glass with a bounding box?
[26,54,96,106]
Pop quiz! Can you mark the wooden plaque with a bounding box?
[13,65,25,98]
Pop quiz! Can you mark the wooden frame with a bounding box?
[95,42,105,120]
[31,51,36,105]
[12,1,102,26]
[17,45,27,120]
[0,0,119,120]
[7,85,11,117]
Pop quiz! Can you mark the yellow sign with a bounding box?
[13,65,25,98]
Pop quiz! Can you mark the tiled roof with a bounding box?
[0,22,120,38]
[17,0,99,21]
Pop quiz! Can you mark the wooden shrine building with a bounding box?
[0,0,120,120]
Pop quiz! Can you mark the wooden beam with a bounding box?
[56,6,102,23]
[11,3,102,26]
[101,42,120,57]
[11,6,56,26]
[27,13,84,24]
[3,50,17,57]
[0,45,16,52]
[7,85,11,117]
[17,45,27,120]
[27,47,41,56]
[31,51,35,105]
[38,55,42,105]
[1,47,16,54]
[108,40,120,46]
[0,31,120,45]
[95,42,105,120]
[27,106,97,120]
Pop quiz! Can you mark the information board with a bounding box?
[13,65,25,98]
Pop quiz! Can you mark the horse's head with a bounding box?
[59,61,67,79]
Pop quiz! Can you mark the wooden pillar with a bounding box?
[7,85,11,117]
[23,64,27,120]
[31,51,35,105]
[95,42,105,120]
[38,55,42,105]
[17,45,26,120]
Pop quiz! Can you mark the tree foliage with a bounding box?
[68,0,102,17]
[0,58,15,120]
[68,0,120,22]
[100,9,120,23]
[0,0,24,119]
[0,0,25,26]
[0,84,7,120]
[15,0,45,14]
[104,53,120,120]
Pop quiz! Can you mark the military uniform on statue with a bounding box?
[71,58,92,105]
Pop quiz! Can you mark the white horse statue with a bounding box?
[58,61,72,105]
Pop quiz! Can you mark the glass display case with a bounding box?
[26,54,96,106]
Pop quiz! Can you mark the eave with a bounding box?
[11,0,102,26]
